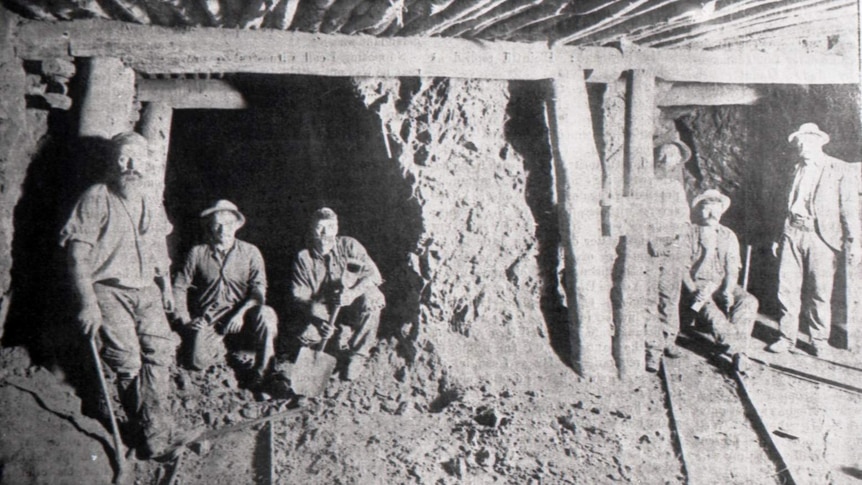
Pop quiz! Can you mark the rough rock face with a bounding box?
[354,77,570,391]
[0,15,48,339]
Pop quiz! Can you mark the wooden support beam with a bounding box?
[11,18,859,83]
[137,79,248,109]
[545,77,615,381]
[78,57,137,139]
[657,82,763,106]
[615,69,657,381]
[138,102,173,199]
[624,70,654,197]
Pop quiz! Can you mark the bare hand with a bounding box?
[319,319,335,339]
[162,292,175,313]
[333,289,352,307]
[771,241,779,258]
[189,317,207,331]
[223,314,244,335]
[78,303,103,338]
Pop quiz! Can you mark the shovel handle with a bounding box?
[89,337,126,483]
[318,306,342,352]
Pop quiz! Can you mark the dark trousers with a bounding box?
[188,304,278,373]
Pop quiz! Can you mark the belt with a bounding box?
[788,214,816,232]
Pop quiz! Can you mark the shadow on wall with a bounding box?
[5,108,112,389]
[165,74,423,349]
[505,80,571,366]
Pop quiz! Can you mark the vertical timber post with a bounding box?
[545,76,615,381]
[139,102,173,200]
[78,57,136,139]
[616,70,657,380]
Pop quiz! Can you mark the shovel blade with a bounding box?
[291,347,338,397]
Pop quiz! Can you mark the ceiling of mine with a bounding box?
[3,0,857,50]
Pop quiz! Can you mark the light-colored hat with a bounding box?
[691,189,730,214]
[311,207,338,224]
[788,122,830,144]
[200,199,245,226]
[656,139,692,164]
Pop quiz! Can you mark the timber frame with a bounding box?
[6,15,861,381]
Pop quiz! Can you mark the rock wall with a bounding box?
[354,77,575,391]
[0,10,48,339]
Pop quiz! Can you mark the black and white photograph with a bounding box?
[0,0,859,483]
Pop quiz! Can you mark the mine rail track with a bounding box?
[662,339,862,485]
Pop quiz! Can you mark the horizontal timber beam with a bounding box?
[137,79,248,109]
[657,82,763,106]
[11,18,860,83]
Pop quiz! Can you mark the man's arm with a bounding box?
[839,162,861,262]
[172,247,197,325]
[337,238,383,306]
[223,247,267,334]
[68,241,102,337]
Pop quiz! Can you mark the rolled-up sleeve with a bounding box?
[59,186,107,248]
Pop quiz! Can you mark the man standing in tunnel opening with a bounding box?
[767,123,861,358]
[61,131,179,458]
[292,207,385,381]
[173,200,278,388]
[644,140,692,372]
[682,190,759,371]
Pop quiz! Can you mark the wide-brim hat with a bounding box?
[691,189,730,214]
[200,199,246,226]
[788,122,830,145]
[655,139,692,164]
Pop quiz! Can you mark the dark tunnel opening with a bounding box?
[164,74,423,349]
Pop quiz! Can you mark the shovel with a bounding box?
[292,306,341,397]
[88,337,128,484]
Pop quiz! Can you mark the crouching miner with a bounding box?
[682,190,758,371]
[173,200,278,388]
[62,132,179,458]
[292,208,385,381]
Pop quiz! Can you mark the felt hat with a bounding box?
[788,122,830,144]
[200,199,246,226]
[311,207,338,224]
[691,189,730,214]
[656,139,692,164]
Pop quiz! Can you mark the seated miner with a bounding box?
[172,200,278,388]
[644,140,692,372]
[61,132,179,458]
[292,207,385,381]
[681,190,759,371]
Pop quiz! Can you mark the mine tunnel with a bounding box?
[2,4,862,483]
[163,74,424,340]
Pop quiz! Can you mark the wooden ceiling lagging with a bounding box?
[3,0,857,50]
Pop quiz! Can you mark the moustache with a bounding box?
[119,170,143,180]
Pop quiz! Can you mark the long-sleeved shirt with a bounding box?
[60,184,172,289]
[291,236,382,309]
[173,240,267,322]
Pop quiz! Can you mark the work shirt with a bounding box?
[173,240,267,322]
[646,179,690,257]
[291,236,382,306]
[688,223,741,290]
[789,159,824,218]
[60,184,172,289]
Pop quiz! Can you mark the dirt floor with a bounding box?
[0,337,685,485]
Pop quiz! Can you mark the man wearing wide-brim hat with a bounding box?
[766,123,861,359]
[682,189,759,371]
[173,200,278,388]
[642,138,692,372]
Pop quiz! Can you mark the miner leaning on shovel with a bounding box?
[172,200,278,390]
[61,132,181,459]
[291,207,385,381]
